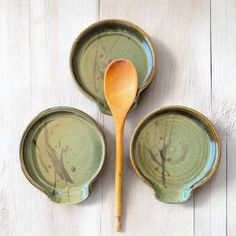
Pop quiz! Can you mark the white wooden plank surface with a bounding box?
[0,1,31,235]
[0,0,235,235]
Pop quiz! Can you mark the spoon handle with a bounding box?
[115,124,124,231]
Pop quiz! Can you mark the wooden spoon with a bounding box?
[104,59,138,231]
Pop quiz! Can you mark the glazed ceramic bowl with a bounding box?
[130,106,221,203]
[20,107,106,204]
[70,19,157,115]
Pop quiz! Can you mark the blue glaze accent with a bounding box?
[186,140,218,192]
[206,141,218,172]
[182,188,191,201]
[143,41,154,76]
[82,185,89,199]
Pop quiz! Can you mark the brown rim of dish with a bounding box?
[19,106,107,204]
[70,19,158,105]
[130,105,221,201]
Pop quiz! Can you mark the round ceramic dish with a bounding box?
[130,106,221,203]
[70,19,157,115]
[20,107,106,204]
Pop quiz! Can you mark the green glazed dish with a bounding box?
[20,107,106,204]
[70,19,157,115]
[130,106,221,203]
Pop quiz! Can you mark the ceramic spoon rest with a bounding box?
[20,107,106,204]
[70,19,157,115]
[130,106,221,203]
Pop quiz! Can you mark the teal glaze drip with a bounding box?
[82,185,89,199]
[186,140,218,190]
[143,41,153,76]
[182,188,191,202]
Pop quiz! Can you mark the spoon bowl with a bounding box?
[105,59,138,114]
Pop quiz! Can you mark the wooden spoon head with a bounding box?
[104,59,138,118]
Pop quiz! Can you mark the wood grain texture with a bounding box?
[0,0,234,235]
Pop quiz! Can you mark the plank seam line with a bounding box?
[210,0,213,112]
[226,135,228,236]
[98,0,100,21]
[28,0,32,113]
[193,193,195,236]
[210,1,212,234]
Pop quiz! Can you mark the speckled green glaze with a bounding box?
[70,19,157,115]
[20,107,106,204]
[130,106,221,203]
